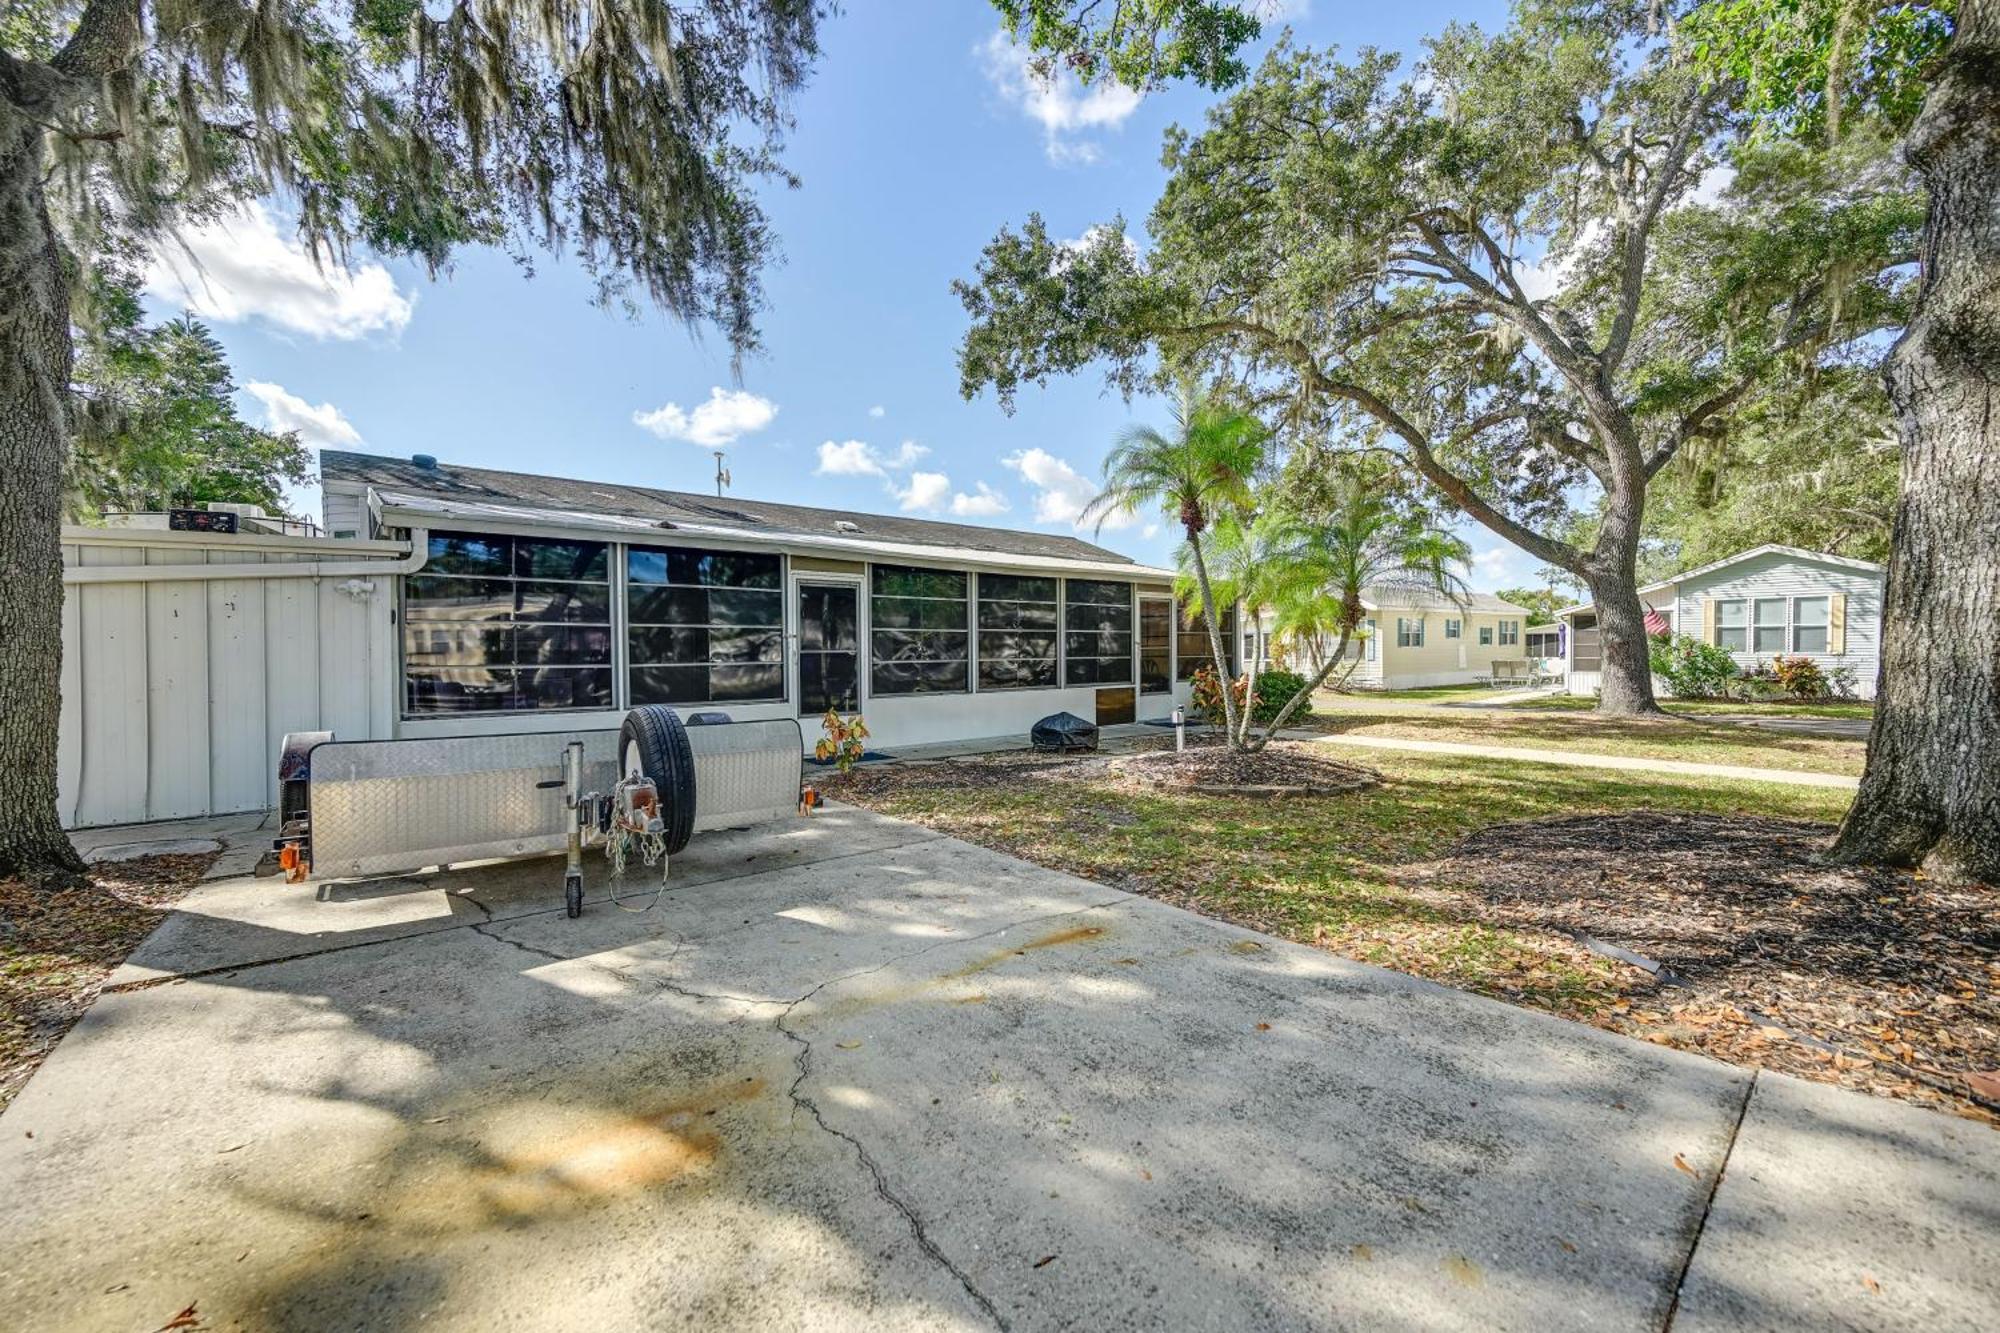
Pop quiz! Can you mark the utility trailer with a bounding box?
[271,706,818,917]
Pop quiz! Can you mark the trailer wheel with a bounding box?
[619,705,696,855]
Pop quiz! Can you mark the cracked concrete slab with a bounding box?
[5,802,1994,1331]
[1671,1072,2000,1331]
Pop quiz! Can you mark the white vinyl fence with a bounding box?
[59,527,417,828]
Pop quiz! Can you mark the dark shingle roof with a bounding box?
[320,450,1134,565]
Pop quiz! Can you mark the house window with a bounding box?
[1753,597,1788,653]
[1445,619,1461,639]
[1715,599,1747,651]
[626,544,784,705]
[1478,625,1493,646]
[1065,579,1134,685]
[1396,617,1425,648]
[871,565,969,695]
[1365,618,1378,661]
[976,574,1058,690]
[1139,598,1173,694]
[1498,620,1520,646]
[403,531,613,715]
[1792,596,1830,653]
[1177,604,1237,680]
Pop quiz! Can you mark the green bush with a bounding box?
[1251,668,1313,724]
[1647,633,1739,698]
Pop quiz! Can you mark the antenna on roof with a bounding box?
[713,450,731,497]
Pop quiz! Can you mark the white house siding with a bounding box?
[1675,551,1883,697]
[1560,549,1883,699]
[59,533,403,827]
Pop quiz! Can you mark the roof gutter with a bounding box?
[63,529,429,584]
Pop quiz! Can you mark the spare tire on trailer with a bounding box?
[618,705,697,854]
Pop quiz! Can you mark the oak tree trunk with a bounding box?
[0,106,86,885]
[1833,2,2000,885]
[1585,489,1663,717]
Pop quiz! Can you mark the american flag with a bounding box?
[1643,604,1670,638]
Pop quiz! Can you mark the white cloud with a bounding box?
[632,387,778,448]
[243,381,362,449]
[894,471,953,513]
[1142,523,1162,541]
[145,201,413,340]
[814,438,928,478]
[979,30,1142,164]
[1003,447,1135,530]
[950,482,1011,517]
[867,404,886,418]
[1468,545,1518,586]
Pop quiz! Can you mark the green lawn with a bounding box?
[829,751,1853,1020]
[1304,707,1865,775]
[1509,694,1875,722]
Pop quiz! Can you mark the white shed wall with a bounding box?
[59,533,404,827]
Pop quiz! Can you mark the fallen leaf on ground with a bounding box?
[1350,1244,1375,1262]
[154,1304,200,1332]
[1255,1022,1272,1032]
[1033,1255,1057,1269]
[835,1040,863,1050]
[1443,1255,1483,1287]
[1861,1273,1882,1294]
[1673,1154,1697,1177]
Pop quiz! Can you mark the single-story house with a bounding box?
[1290,587,1540,690]
[1554,544,1885,698]
[58,451,1229,826]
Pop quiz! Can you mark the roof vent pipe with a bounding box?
[412,453,438,470]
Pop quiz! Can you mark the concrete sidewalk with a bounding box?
[2,805,1989,1330]
[1308,730,1862,789]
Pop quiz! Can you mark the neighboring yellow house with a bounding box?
[1267,587,1540,690]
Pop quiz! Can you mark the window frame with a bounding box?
[1791,595,1830,654]
[624,542,786,708]
[1478,625,1493,647]
[1714,599,1748,652]
[1752,597,1789,654]
[401,530,615,718]
[869,564,971,696]
[975,572,1060,692]
[1497,619,1520,647]
[1445,619,1461,639]
[1063,578,1135,687]
[1396,616,1425,648]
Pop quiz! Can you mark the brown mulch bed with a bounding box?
[1,853,217,1111]
[1113,741,1381,796]
[1401,813,2000,1123]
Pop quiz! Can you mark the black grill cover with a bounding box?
[1031,711,1099,753]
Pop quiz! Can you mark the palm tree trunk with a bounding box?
[1246,624,1354,753]
[1186,535,1243,747]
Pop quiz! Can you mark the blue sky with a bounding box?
[143,0,1540,590]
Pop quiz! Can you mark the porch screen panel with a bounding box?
[1139,599,1172,694]
[871,565,969,694]
[403,532,613,714]
[1176,603,1237,680]
[626,545,784,705]
[1063,580,1133,685]
[976,574,1058,690]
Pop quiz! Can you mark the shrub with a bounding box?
[1188,665,1249,724]
[1647,633,1739,697]
[1823,663,1860,698]
[813,709,869,774]
[1250,669,1313,724]
[1771,655,1828,699]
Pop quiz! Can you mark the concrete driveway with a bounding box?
[2,804,1993,1331]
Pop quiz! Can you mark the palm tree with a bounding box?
[1082,387,1267,745]
[1206,471,1470,751]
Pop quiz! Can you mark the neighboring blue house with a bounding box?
[1557,544,1887,698]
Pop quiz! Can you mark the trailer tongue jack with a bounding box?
[272,706,811,917]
